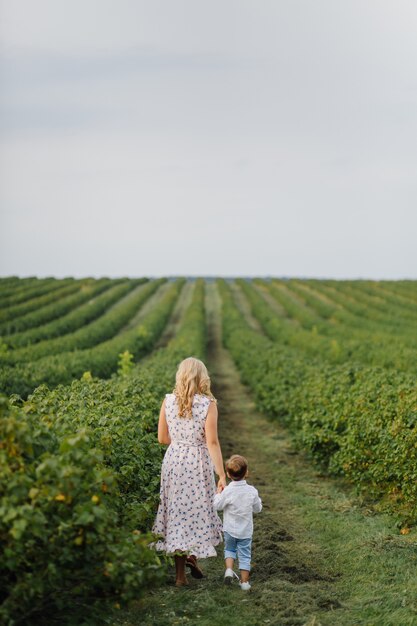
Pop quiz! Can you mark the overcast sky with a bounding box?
[1,1,416,279]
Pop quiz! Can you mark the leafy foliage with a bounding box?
[2,279,126,343]
[0,279,79,325]
[0,280,184,397]
[0,279,206,625]
[0,279,156,364]
[218,279,417,523]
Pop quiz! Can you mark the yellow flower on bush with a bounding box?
[91,495,100,504]
[55,493,66,502]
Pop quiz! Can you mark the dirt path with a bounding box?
[118,282,417,626]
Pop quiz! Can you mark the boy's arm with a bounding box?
[252,489,263,513]
[213,488,229,511]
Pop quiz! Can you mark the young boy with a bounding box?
[213,454,262,591]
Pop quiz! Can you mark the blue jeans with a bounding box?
[224,531,252,572]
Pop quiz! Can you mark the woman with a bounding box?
[152,357,226,586]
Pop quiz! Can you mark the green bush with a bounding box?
[0,396,164,626]
[218,279,417,523]
[1,279,157,364]
[0,278,64,310]
[0,279,78,324]
[2,278,121,341]
[0,280,184,397]
[0,278,206,624]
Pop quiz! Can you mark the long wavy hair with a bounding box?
[173,357,216,418]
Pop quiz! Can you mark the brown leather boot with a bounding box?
[174,554,189,586]
[185,554,204,579]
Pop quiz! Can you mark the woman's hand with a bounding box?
[217,475,226,493]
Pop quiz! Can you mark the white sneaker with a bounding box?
[239,581,251,591]
[224,568,239,585]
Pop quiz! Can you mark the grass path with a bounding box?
[118,281,173,333]
[229,281,264,332]
[154,281,195,349]
[115,283,417,626]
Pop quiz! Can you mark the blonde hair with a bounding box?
[173,357,216,418]
[225,455,248,481]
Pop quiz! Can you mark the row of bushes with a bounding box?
[0,280,183,398]
[352,280,417,314]
[238,279,417,373]
[295,280,417,333]
[0,277,54,300]
[263,278,416,339]
[0,279,81,325]
[374,280,417,303]
[218,279,417,524]
[0,278,65,308]
[1,279,121,340]
[0,279,205,625]
[1,280,157,365]
[324,280,417,323]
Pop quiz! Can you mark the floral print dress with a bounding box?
[152,393,223,558]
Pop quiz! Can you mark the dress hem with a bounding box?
[151,535,223,559]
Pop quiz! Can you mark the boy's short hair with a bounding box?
[225,454,248,481]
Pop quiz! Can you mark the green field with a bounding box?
[1,276,417,625]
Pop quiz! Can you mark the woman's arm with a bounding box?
[205,400,226,492]
[157,398,171,445]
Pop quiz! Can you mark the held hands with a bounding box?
[217,475,226,493]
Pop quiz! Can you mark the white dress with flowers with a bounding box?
[152,393,223,558]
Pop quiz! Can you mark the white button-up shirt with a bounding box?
[213,479,262,539]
